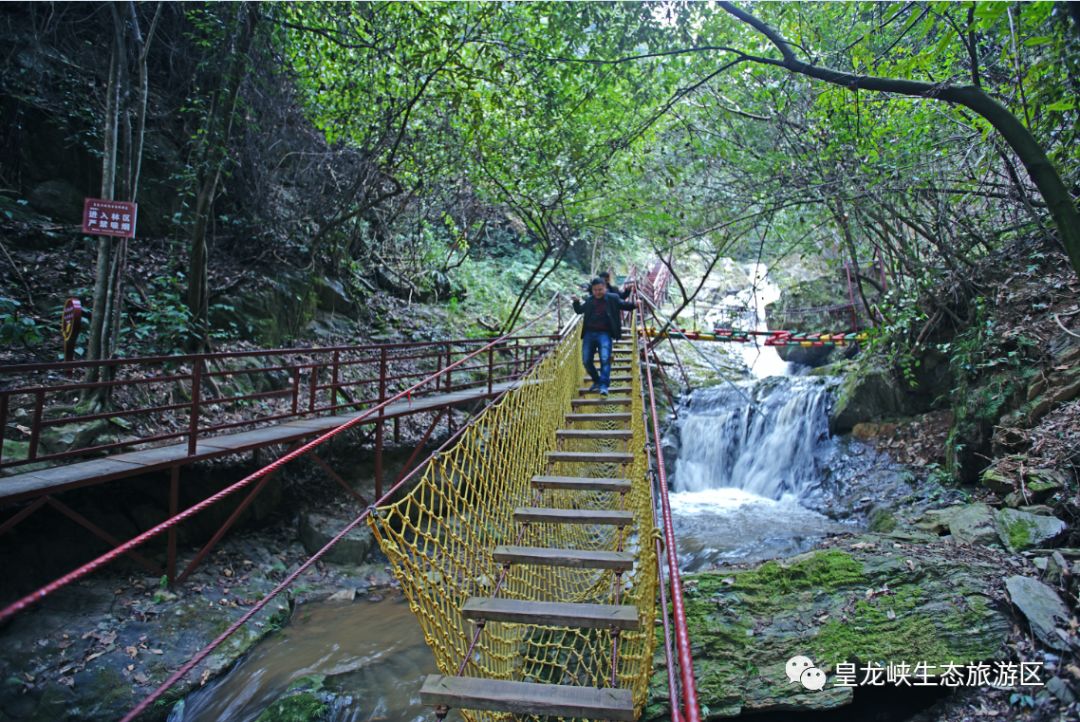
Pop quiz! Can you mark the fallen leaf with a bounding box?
[125,646,138,659]
[133,672,149,685]
[200,669,212,686]
[58,676,74,688]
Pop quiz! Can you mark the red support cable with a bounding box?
[636,301,701,722]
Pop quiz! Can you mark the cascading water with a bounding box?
[674,377,830,500]
[666,377,847,572]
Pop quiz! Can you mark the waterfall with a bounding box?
[672,377,831,501]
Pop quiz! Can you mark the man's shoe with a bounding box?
[599,386,609,396]
[587,383,601,393]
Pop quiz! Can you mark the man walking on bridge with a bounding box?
[573,277,635,395]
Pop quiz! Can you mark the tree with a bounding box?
[714,1,1080,277]
[86,1,161,385]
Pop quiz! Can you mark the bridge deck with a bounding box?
[0,380,521,504]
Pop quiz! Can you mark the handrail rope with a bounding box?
[637,292,758,412]
[635,342,683,722]
[0,335,556,377]
[0,297,561,626]
[120,306,570,721]
[636,298,702,722]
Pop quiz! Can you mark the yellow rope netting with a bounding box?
[368,317,657,720]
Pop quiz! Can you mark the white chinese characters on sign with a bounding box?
[787,655,1044,691]
[82,198,137,239]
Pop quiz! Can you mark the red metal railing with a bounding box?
[0,335,556,473]
[636,295,702,722]
[0,305,561,626]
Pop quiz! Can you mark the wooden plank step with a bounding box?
[532,475,631,492]
[579,386,631,395]
[420,675,635,721]
[565,412,631,423]
[493,545,635,571]
[547,451,633,464]
[571,397,631,406]
[462,597,640,630]
[556,429,633,441]
[583,375,632,383]
[514,506,634,525]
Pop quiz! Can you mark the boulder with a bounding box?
[995,508,1067,552]
[27,179,83,220]
[980,466,1014,495]
[947,503,1001,548]
[1004,576,1072,651]
[313,276,359,318]
[299,511,374,565]
[829,360,917,434]
[646,539,1010,719]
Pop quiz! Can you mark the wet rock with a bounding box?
[829,360,919,434]
[647,539,1010,719]
[995,509,1066,552]
[980,466,1014,495]
[947,503,1001,548]
[1004,576,1071,651]
[298,511,374,566]
[1047,676,1077,705]
[867,507,897,533]
[850,421,898,440]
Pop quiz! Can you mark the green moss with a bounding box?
[254,691,328,722]
[729,550,865,598]
[814,587,999,673]
[1000,515,1034,551]
[868,509,897,533]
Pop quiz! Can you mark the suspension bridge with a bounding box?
[0,257,865,720]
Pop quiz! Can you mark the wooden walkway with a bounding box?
[0,380,522,505]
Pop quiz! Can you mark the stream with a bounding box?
[170,597,439,722]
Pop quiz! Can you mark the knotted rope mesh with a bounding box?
[368,318,658,720]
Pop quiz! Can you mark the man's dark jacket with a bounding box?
[572,292,635,340]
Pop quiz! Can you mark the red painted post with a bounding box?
[487,346,494,394]
[28,389,44,460]
[375,347,387,498]
[188,359,202,456]
[167,466,179,584]
[331,350,340,409]
[445,345,453,392]
[844,262,858,332]
[291,367,300,415]
[0,394,7,467]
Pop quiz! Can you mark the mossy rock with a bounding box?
[647,540,1009,719]
[995,508,1067,552]
[254,691,328,722]
[829,359,918,434]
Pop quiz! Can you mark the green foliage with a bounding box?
[126,275,238,354]
[0,296,42,346]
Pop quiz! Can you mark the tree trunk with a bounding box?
[185,4,257,350]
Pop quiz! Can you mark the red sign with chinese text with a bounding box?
[61,298,83,365]
[82,198,137,238]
